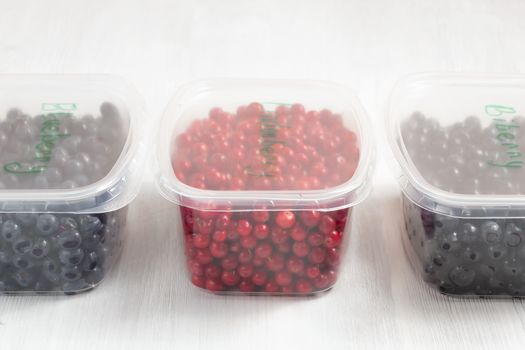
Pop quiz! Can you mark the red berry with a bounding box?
[191,274,206,288]
[215,213,232,229]
[206,278,224,292]
[313,273,331,290]
[287,257,305,274]
[275,271,293,286]
[281,285,294,294]
[247,102,264,116]
[240,236,257,249]
[252,256,265,267]
[196,218,214,235]
[205,265,221,279]
[319,215,336,234]
[306,265,320,279]
[195,249,213,265]
[307,232,324,247]
[229,241,241,253]
[189,260,204,276]
[238,264,254,278]
[264,280,280,293]
[253,223,270,240]
[300,211,321,227]
[255,242,273,258]
[252,270,268,286]
[290,103,305,116]
[325,230,342,248]
[275,211,296,229]
[326,247,341,266]
[238,249,253,263]
[308,247,326,264]
[193,233,210,249]
[290,226,307,241]
[270,227,289,245]
[210,241,228,258]
[221,255,239,270]
[266,254,285,271]
[212,229,227,242]
[252,211,270,223]
[198,210,218,220]
[221,270,240,286]
[295,279,313,293]
[227,229,239,241]
[276,242,292,254]
[236,219,252,236]
[239,280,255,292]
[292,241,310,257]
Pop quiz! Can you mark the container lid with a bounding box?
[389,72,525,217]
[0,75,147,213]
[156,79,374,211]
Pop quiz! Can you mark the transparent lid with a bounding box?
[0,75,147,213]
[156,79,374,211]
[389,72,525,217]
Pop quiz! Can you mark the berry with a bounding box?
[173,103,360,294]
[276,211,296,229]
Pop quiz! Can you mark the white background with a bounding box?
[1,0,525,349]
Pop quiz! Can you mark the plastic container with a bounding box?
[156,79,374,295]
[0,75,146,294]
[388,72,525,297]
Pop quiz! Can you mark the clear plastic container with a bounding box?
[0,75,146,294]
[155,79,374,295]
[389,72,525,297]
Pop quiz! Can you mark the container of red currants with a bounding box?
[0,75,146,294]
[389,73,525,297]
[155,79,374,295]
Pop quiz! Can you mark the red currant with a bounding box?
[275,211,296,229]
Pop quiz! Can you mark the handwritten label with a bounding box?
[245,103,291,177]
[485,104,523,168]
[3,103,75,174]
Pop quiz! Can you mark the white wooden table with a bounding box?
[1,0,525,348]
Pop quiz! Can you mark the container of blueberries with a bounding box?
[0,75,146,294]
[388,72,525,297]
[155,79,374,295]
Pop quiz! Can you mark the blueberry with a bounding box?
[503,258,522,276]
[1,220,21,242]
[460,223,477,242]
[82,251,99,271]
[78,215,103,235]
[12,236,33,254]
[14,213,38,227]
[36,214,59,236]
[504,223,523,247]
[58,248,84,266]
[56,229,82,249]
[42,259,60,283]
[449,266,476,287]
[481,221,502,244]
[30,239,50,259]
[84,266,104,285]
[488,244,507,260]
[0,280,17,292]
[82,232,102,249]
[462,247,481,262]
[61,266,81,281]
[0,249,12,264]
[62,279,89,294]
[13,269,35,288]
[59,217,78,230]
[12,254,34,269]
